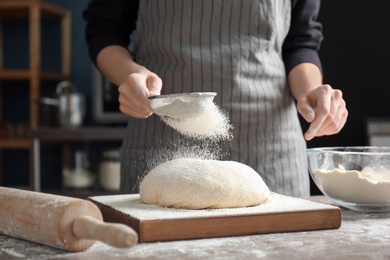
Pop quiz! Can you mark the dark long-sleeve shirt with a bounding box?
[83,0,323,74]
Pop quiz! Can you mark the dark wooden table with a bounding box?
[1,198,390,260]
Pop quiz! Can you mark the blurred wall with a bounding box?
[306,0,390,149]
[2,1,390,192]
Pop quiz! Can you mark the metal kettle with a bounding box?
[40,81,86,127]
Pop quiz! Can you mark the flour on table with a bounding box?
[1,248,26,258]
[314,167,390,204]
[139,158,270,209]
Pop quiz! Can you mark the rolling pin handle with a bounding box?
[72,216,138,248]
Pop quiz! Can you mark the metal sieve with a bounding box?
[148,92,217,120]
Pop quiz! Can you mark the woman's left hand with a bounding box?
[297,84,348,141]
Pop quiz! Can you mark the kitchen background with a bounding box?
[1,0,390,195]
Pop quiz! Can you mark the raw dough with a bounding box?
[139,158,270,209]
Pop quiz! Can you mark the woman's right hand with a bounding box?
[118,67,162,118]
[96,46,162,119]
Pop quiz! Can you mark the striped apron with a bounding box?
[120,0,310,197]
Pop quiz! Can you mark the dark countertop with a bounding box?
[1,198,390,260]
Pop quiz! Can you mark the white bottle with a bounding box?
[99,149,121,191]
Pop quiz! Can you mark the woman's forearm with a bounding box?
[287,62,323,100]
[96,45,145,86]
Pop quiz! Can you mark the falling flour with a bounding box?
[314,167,390,204]
[156,97,232,140]
[143,93,233,174]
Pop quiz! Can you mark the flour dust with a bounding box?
[130,134,231,192]
[130,97,233,193]
[160,100,233,140]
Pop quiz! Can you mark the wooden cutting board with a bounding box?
[89,192,341,243]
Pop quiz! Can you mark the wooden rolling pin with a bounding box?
[0,186,138,252]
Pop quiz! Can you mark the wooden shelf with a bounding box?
[31,127,127,141]
[0,0,71,191]
[0,70,69,81]
[0,138,33,149]
[0,0,71,129]
[0,0,69,18]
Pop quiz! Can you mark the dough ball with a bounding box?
[139,158,270,209]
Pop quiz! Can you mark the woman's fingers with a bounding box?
[299,85,348,141]
[118,71,162,118]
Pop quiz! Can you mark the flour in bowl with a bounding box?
[314,167,390,204]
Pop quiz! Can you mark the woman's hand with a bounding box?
[118,68,162,118]
[297,84,348,141]
[96,45,162,119]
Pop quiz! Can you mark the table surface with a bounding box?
[30,127,127,141]
[1,197,390,260]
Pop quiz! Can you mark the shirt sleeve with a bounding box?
[282,0,324,74]
[82,0,139,66]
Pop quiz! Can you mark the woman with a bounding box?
[83,0,348,197]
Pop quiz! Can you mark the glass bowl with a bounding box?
[307,146,390,212]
